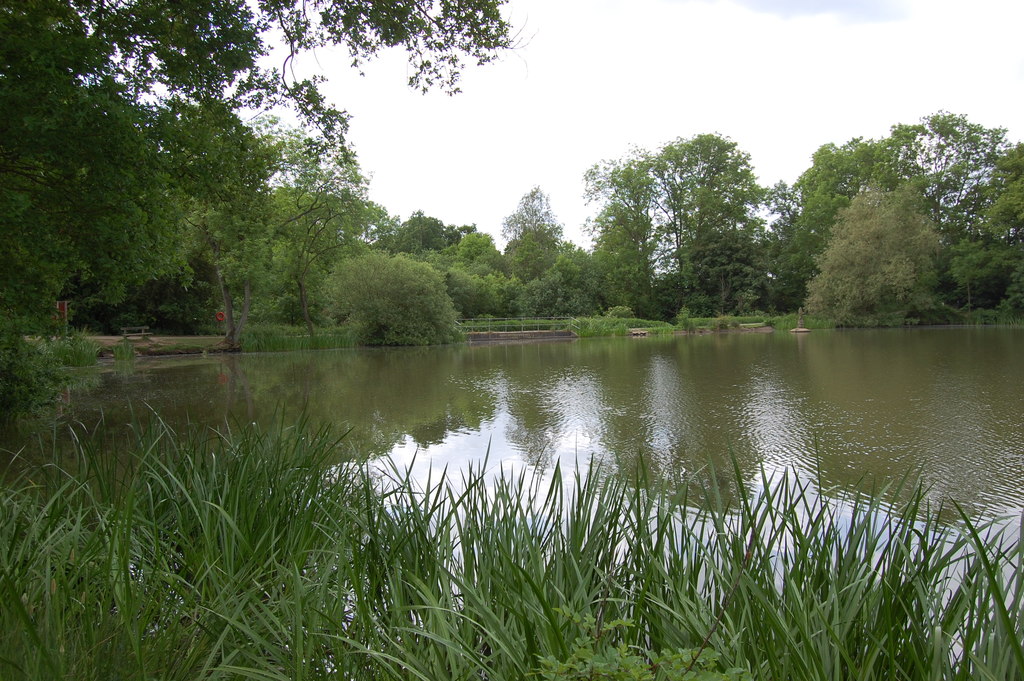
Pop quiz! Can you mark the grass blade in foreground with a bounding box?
[0,420,1020,680]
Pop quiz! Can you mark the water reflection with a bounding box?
[2,328,1023,516]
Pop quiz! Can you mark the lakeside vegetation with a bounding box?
[3,2,1024,413]
[3,6,1022,681]
[2,420,1021,680]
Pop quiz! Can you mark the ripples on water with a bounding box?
[2,327,1023,517]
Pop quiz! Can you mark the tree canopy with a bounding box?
[806,187,940,326]
[503,187,565,282]
[586,134,766,316]
[0,0,512,333]
[328,253,459,346]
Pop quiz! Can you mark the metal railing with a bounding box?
[456,317,578,333]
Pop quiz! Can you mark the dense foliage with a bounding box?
[2,421,1021,680]
[3,5,1024,413]
[0,0,512,410]
[328,252,460,346]
[806,187,941,325]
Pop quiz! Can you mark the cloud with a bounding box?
[721,0,908,22]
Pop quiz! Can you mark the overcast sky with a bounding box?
[296,0,1024,247]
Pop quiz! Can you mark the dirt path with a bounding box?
[91,335,226,357]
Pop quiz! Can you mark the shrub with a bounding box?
[0,332,60,416]
[328,253,460,346]
[38,331,100,367]
[675,307,696,331]
[537,613,749,681]
[605,305,635,318]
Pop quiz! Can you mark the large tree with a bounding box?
[173,103,280,348]
[807,187,941,326]
[585,153,660,318]
[0,0,512,410]
[987,143,1024,244]
[2,0,509,325]
[765,138,882,308]
[267,123,374,335]
[877,112,1008,244]
[375,211,473,255]
[502,187,565,282]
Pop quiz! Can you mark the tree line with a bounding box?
[587,114,1023,324]
[0,0,512,413]
[3,3,1023,414]
[56,111,1024,349]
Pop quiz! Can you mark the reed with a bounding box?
[1,420,1021,680]
[112,338,136,362]
[240,324,357,352]
[767,313,836,330]
[36,333,100,367]
[964,309,1024,326]
[574,317,675,337]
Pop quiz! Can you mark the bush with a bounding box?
[604,305,635,318]
[675,307,695,331]
[574,316,673,338]
[0,332,60,417]
[37,331,100,367]
[328,253,460,346]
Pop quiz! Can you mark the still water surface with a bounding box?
[4,327,1023,515]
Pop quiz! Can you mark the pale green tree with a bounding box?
[585,153,660,318]
[267,124,373,334]
[766,139,883,309]
[328,253,459,346]
[503,187,565,282]
[807,187,941,325]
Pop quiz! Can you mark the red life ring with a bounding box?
[215,311,226,322]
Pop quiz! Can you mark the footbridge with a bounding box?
[457,317,579,344]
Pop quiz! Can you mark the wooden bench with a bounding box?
[121,326,151,338]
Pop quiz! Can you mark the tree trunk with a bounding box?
[228,279,252,348]
[214,263,249,350]
[298,278,315,336]
[214,262,236,347]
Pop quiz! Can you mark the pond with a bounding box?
[3,326,1023,516]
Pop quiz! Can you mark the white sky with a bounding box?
[293,0,1024,248]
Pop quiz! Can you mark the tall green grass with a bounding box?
[767,312,836,330]
[2,420,1021,680]
[112,338,136,362]
[574,317,676,337]
[964,308,1024,326]
[240,324,357,353]
[35,333,100,367]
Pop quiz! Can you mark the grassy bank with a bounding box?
[574,316,676,337]
[33,333,101,367]
[239,324,358,353]
[2,421,1021,680]
[575,313,833,337]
